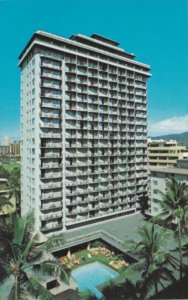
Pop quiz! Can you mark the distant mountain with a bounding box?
[149,132,188,148]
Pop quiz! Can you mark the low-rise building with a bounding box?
[0,141,20,157]
[148,139,188,167]
[149,159,188,216]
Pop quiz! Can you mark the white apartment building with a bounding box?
[19,31,151,234]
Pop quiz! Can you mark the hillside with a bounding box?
[150,132,188,148]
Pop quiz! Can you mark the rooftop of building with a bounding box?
[63,213,145,242]
[149,166,188,175]
[0,178,8,183]
[148,139,178,146]
[70,33,120,47]
[178,158,188,162]
[60,213,176,253]
[18,30,151,71]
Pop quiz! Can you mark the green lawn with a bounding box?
[3,163,21,172]
[74,249,125,274]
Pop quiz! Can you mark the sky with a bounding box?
[0,0,188,141]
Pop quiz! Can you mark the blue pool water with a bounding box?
[71,261,119,298]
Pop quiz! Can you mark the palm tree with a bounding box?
[0,165,9,179]
[79,290,98,300]
[0,213,69,300]
[0,167,20,216]
[157,177,188,280]
[8,168,21,214]
[126,224,176,299]
[102,279,141,300]
[0,194,13,214]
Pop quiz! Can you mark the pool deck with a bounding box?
[52,213,188,300]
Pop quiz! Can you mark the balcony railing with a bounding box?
[40,203,62,211]
[40,182,63,189]
[40,212,62,221]
[40,222,63,232]
[41,172,62,179]
[41,143,62,148]
[40,102,61,109]
[41,62,61,70]
[41,192,62,200]
[40,133,62,138]
[41,163,62,169]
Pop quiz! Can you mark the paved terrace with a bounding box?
[56,213,183,254]
[63,213,145,243]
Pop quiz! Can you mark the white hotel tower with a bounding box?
[19,31,151,235]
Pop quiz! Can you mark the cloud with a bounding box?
[148,115,188,136]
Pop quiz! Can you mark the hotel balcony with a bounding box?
[76,67,87,75]
[41,163,62,169]
[77,207,89,214]
[40,90,62,99]
[136,105,147,111]
[40,122,61,129]
[41,172,62,179]
[40,112,61,119]
[66,199,78,205]
[40,182,63,189]
[40,211,62,221]
[40,221,63,232]
[41,82,61,90]
[40,132,62,138]
[41,61,62,70]
[135,98,145,104]
[66,210,77,216]
[40,153,62,159]
[41,71,61,80]
[40,102,61,109]
[40,202,62,211]
[40,191,62,200]
[40,143,62,148]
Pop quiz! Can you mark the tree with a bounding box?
[79,290,98,300]
[0,194,13,214]
[157,177,188,280]
[8,167,21,214]
[0,155,10,166]
[139,194,149,217]
[0,213,69,300]
[126,224,176,299]
[102,279,141,300]
[0,166,9,179]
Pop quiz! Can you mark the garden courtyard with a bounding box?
[51,213,188,299]
[58,242,130,273]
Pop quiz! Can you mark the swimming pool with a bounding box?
[71,261,119,298]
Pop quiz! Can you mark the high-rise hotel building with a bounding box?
[19,31,151,234]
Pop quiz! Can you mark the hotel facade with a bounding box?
[19,31,151,234]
